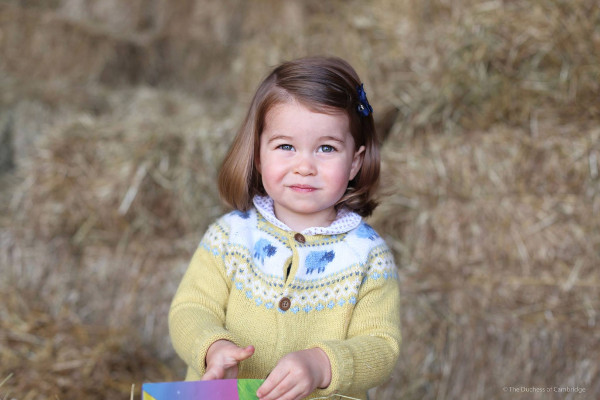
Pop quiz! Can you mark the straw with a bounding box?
[1,0,599,399]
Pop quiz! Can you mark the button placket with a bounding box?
[285,232,305,284]
[279,232,306,312]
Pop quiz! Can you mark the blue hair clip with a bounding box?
[356,84,373,117]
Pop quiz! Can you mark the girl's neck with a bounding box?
[273,205,337,233]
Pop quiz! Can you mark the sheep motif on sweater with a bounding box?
[305,250,335,274]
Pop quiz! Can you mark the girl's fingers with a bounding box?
[258,374,307,400]
[256,369,288,398]
[204,344,253,381]
[201,366,223,381]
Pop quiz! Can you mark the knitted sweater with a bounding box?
[169,196,401,399]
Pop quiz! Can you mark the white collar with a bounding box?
[252,195,362,236]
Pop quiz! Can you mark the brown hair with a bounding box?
[218,56,380,217]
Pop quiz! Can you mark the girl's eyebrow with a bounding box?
[266,134,294,143]
[266,134,347,144]
[267,135,345,144]
[319,135,345,143]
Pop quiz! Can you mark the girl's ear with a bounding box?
[349,145,365,181]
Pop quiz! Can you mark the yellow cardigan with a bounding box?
[169,200,401,399]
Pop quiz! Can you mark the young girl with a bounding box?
[169,56,401,400]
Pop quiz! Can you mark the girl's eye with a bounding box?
[278,144,294,151]
[318,145,335,153]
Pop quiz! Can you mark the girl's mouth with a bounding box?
[289,184,317,192]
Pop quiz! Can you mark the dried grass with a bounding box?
[3,86,242,351]
[0,289,174,400]
[370,120,600,398]
[1,0,599,399]
[381,0,600,138]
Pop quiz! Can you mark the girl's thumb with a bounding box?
[236,345,255,361]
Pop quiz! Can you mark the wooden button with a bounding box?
[279,297,291,311]
[294,233,306,243]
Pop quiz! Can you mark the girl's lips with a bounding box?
[289,184,317,192]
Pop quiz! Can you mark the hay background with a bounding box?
[1,0,599,399]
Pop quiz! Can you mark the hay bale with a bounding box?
[0,289,174,400]
[0,1,257,92]
[57,0,161,36]
[0,3,208,88]
[370,121,600,398]
[4,87,241,362]
[10,87,235,242]
[381,0,600,138]
[1,0,600,398]
[0,3,122,84]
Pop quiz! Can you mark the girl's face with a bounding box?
[257,101,365,232]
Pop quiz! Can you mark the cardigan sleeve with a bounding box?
[168,219,241,377]
[311,244,402,397]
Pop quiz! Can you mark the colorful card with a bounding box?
[142,379,264,400]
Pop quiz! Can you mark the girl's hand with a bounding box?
[256,348,332,400]
[202,340,255,380]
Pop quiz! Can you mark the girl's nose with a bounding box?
[294,153,317,176]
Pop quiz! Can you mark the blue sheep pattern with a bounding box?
[253,238,277,265]
[356,223,379,240]
[305,250,335,274]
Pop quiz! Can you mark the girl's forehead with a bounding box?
[264,102,349,129]
[265,100,349,125]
